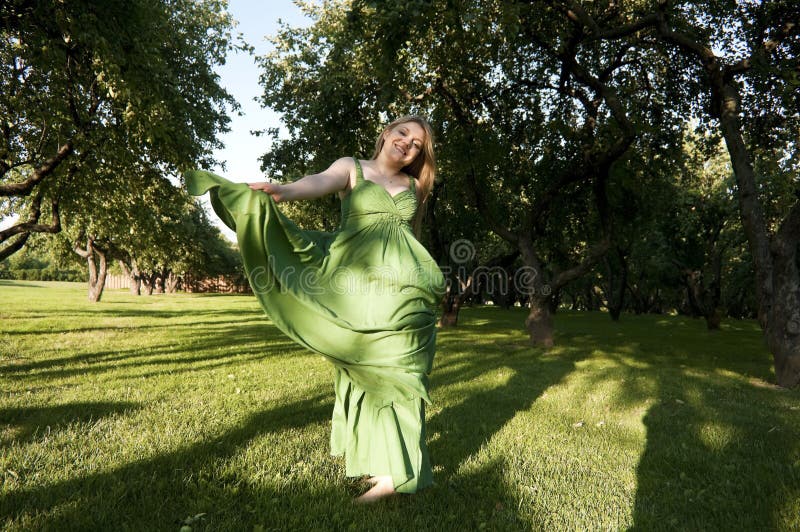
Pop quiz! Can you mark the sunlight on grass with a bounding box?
[696,421,737,452]
[1,281,799,530]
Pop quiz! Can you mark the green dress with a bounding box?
[185,158,446,493]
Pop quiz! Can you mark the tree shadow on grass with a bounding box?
[423,308,800,529]
[0,401,141,445]
[0,394,342,530]
[423,310,590,529]
[427,351,586,530]
[2,307,268,335]
[2,318,264,336]
[0,280,46,288]
[559,312,800,529]
[631,372,800,530]
[3,324,299,380]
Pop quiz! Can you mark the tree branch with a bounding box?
[0,233,31,261]
[551,235,611,289]
[654,18,717,64]
[0,139,74,196]
[553,1,660,41]
[0,194,61,242]
[435,79,518,243]
[728,20,798,75]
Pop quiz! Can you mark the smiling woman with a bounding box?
[185,115,445,502]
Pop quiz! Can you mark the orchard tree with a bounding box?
[58,159,184,301]
[563,0,799,384]
[534,0,799,384]
[57,155,239,300]
[669,135,742,329]
[0,0,238,260]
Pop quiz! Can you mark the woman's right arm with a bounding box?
[248,157,351,202]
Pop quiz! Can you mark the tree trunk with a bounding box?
[439,289,461,327]
[682,271,704,318]
[165,271,179,293]
[679,264,723,331]
[495,279,513,309]
[89,250,107,302]
[768,238,800,387]
[548,288,561,314]
[526,296,554,347]
[517,234,609,347]
[439,271,472,327]
[142,272,157,295]
[154,270,165,294]
[718,86,773,329]
[74,236,107,303]
[604,248,628,322]
[706,240,724,330]
[765,200,800,386]
[715,84,800,380]
[585,284,597,311]
[119,259,141,295]
[518,239,555,346]
[627,270,648,314]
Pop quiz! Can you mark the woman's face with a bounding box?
[382,121,426,166]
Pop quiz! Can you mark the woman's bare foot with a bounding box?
[355,475,395,503]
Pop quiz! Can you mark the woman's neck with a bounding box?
[373,153,403,177]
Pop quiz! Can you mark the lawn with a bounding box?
[1,280,799,530]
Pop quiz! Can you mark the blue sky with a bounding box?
[212,0,311,182]
[208,0,312,240]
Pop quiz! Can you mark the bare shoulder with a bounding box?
[329,156,357,198]
[327,156,357,176]
[355,158,372,171]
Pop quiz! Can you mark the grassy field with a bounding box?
[1,280,799,531]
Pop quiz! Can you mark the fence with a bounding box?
[105,274,130,290]
[183,274,251,294]
[103,274,250,294]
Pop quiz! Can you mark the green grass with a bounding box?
[1,280,799,531]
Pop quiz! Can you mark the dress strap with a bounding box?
[408,175,416,194]
[353,157,364,183]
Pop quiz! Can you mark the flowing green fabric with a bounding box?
[185,158,445,493]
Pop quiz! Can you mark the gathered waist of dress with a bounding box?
[341,212,412,231]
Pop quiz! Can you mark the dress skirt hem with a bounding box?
[330,367,432,494]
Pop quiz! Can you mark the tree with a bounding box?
[591,0,799,384]
[0,0,238,262]
[257,0,799,386]
[55,156,240,300]
[667,134,741,329]
[377,0,695,345]
[546,0,799,384]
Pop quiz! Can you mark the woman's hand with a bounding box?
[248,181,285,202]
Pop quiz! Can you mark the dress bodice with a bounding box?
[340,158,417,230]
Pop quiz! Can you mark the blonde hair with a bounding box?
[371,115,436,236]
